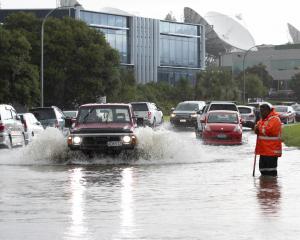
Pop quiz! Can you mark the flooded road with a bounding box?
[0,125,300,240]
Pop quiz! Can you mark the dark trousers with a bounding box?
[259,155,278,176]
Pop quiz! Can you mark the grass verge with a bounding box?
[282,123,300,147]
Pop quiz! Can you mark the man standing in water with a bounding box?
[254,103,282,176]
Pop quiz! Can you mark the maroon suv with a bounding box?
[67,103,138,155]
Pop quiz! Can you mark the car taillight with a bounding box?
[0,123,4,132]
[205,125,211,131]
[147,111,152,119]
[234,125,242,132]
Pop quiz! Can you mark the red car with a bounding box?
[201,110,242,145]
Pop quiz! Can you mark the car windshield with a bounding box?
[292,105,300,111]
[176,103,199,111]
[30,108,55,120]
[238,107,252,114]
[131,103,148,111]
[64,111,77,118]
[209,104,237,111]
[78,106,131,123]
[208,112,238,124]
[275,106,288,113]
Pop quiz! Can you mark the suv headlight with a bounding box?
[73,136,82,144]
[190,113,197,118]
[170,113,176,118]
[122,135,131,144]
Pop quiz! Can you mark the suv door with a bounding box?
[54,108,65,131]
[10,107,24,145]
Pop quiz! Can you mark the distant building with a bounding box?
[221,44,300,98]
[0,5,205,85]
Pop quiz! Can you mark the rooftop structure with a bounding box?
[184,7,255,65]
[288,23,300,44]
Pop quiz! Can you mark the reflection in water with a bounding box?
[256,176,281,216]
[120,168,135,238]
[65,168,88,240]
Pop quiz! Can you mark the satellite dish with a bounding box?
[287,23,300,44]
[204,11,255,50]
[99,7,133,16]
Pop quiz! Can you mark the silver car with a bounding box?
[0,104,25,148]
[18,113,44,144]
[238,105,256,129]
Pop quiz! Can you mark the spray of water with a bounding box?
[0,124,256,166]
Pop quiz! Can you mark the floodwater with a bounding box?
[0,125,299,240]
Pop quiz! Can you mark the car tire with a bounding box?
[6,136,12,149]
[21,134,26,147]
[152,118,156,128]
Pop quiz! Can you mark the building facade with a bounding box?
[0,6,205,85]
[221,45,300,98]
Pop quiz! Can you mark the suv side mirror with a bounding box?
[171,107,175,112]
[65,118,73,128]
[136,118,144,127]
[15,115,20,121]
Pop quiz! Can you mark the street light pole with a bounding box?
[242,44,265,104]
[40,6,73,107]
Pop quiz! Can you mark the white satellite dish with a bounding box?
[204,11,255,50]
[99,7,133,16]
[287,23,300,44]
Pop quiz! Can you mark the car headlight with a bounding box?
[122,135,131,144]
[190,113,197,118]
[170,113,176,118]
[73,136,82,145]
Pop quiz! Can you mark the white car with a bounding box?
[18,113,44,144]
[130,102,163,127]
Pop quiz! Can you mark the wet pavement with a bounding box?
[0,125,299,240]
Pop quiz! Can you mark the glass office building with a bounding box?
[0,6,205,85]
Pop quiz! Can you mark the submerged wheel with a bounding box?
[6,136,12,149]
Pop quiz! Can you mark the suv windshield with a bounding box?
[275,106,288,112]
[209,104,237,111]
[176,103,199,111]
[238,107,252,114]
[78,106,131,123]
[131,103,148,111]
[208,112,238,123]
[30,108,56,120]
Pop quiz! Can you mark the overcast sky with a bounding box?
[2,0,300,45]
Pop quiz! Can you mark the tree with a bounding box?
[0,27,39,107]
[245,74,268,99]
[243,64,273,88]
[195,68,240,101]
[164,12,177,22]
[3,13,121,109]
[290,73,300,100]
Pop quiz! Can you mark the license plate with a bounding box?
[180,119,186,122]
[107,141,122,147]
[217,134,227,139]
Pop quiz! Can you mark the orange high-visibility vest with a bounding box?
[255,109,282,157]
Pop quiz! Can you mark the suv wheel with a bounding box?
[152,118,156,128]
[6,136,12,149]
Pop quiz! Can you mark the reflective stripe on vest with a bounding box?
[258,136,281,140]
[262,115,281,136]
[259,167,277,171]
